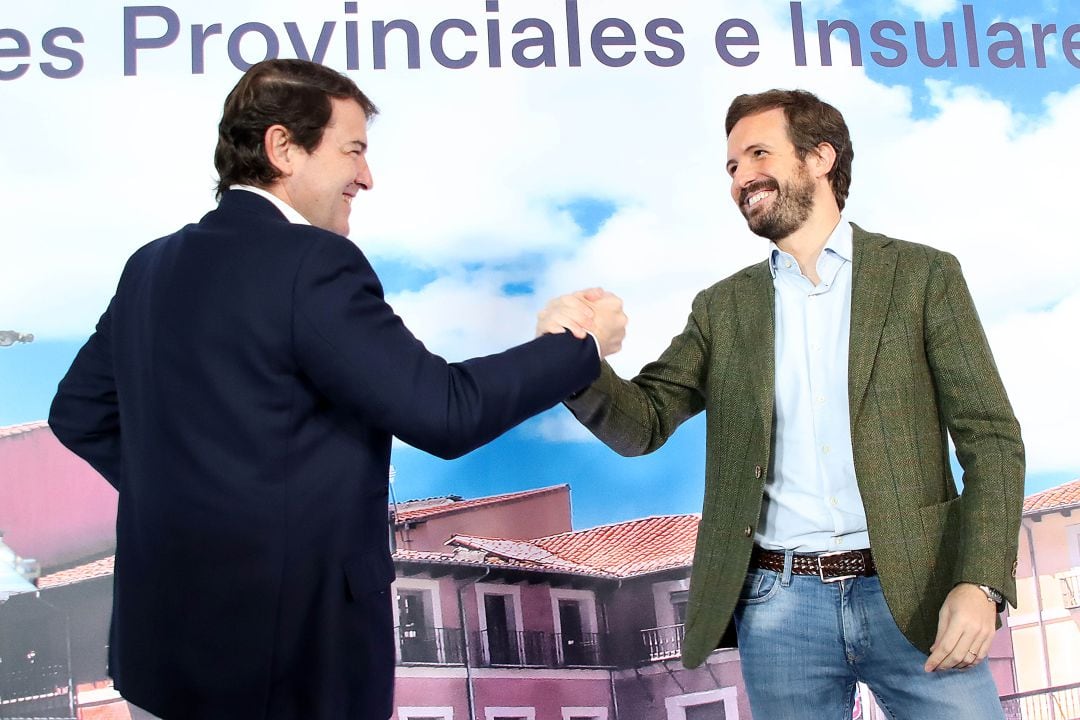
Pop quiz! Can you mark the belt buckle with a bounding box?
[817,551,857,583]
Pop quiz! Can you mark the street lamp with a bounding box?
[0,331,34,347]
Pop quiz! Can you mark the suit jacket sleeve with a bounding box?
[48,297,122,489]
[924,251,1025,603]
[292,235,600,459]
[566,289,713,456]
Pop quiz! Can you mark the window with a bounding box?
[476,583,526,666]
[652,578,691,628]
[562,708,608,720]
[550,588,601,666]
[665,687,739,720]
[685,703,724,720]
[670,590,689,625]
[392,578,447,664]
[398,708,452,720]
[485,709,535,720]
[1067,524,1080,568]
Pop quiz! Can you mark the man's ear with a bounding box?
[810,142,837,179]
[264,124,294,176]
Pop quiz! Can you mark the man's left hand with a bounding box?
[923,583,998,672]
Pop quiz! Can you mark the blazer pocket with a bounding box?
[343,550,396,600]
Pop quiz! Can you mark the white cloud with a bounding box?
[988,292,1080,473]
[5,0,1078,476]
[893,0,959,20]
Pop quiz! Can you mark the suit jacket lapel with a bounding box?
[848,224,898,428]
[735,261,775,442]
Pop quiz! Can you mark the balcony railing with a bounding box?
[641,623,685,661]
[1059,571,1080,609]
[0,663,74,719]
[473,630,610,668]
[475,629,552,667]
[394,626,465,665]
[554,632,606,667]
[1000,681,1080,720]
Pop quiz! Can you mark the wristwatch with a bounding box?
[978,584,1005,611]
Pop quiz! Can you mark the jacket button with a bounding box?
[754,465,762,479]
[744,525,753,537]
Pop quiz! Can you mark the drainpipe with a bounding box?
[604,579,622,720]
[1021,519,1052,691]
[457,569,491,720]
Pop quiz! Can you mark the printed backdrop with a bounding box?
[3,0,1078,528]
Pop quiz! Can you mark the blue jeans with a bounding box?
[732,557,1005,720]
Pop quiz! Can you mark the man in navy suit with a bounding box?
[49,59,625,720]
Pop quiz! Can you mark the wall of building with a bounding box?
[1009,513,1080,691]
[612,651,748,720]
[399,489,573,552]
[0,427,117,567]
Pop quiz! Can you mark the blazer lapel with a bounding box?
[847,224,898,428]
[735,261,776,441]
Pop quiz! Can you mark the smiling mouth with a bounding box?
[745,190,772,208]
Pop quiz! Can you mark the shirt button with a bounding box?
[784,260,792,269]
[822,444,831,454]
[829,497,839,507]
[833,537,843,546]
[744,525,753,538]
[754,465,763,479]
[816,395,826,404]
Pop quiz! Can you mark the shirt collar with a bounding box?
[231,185,311,226]
[768,217,853,278]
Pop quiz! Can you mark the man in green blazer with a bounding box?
[542,90,1024,719]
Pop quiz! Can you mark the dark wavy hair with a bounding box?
[725,89,853,211]
[214,59,378,199]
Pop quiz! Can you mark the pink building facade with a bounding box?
[5,422,1075,719]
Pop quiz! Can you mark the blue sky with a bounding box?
[3,0,1078,532]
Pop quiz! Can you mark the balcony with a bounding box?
[0,663,74,719]
[394,626,465,665]
[473,630,610,668]
[1000,681,1080,720]
[1059,570,1080,609]
[641,623,685,662]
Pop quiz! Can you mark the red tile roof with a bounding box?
[1024,478,1080,515]
[535,514,699,577]
[439,514,699,579]
[30,511,697,588]
[36,555,115,590]
[393,484,567,523]
[0,420,49,439]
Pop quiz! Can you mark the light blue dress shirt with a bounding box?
[756,219,871,552]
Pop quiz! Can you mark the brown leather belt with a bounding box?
[752,546,876,582]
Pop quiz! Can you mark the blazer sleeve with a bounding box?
[565,289,712,456]
[291,235,600,459]
[924,251,1025,603]
[48,297,123,489]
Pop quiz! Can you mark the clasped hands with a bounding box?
[537,287,627,358]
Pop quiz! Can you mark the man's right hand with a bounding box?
[536,288,627,358]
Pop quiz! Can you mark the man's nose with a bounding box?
[356,161,373,191]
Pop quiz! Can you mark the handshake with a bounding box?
[536,287,628,359]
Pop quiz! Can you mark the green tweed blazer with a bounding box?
[566,224,1025,668]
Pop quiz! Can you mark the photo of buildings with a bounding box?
[2,422,1076,719]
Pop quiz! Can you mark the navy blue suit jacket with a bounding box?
[48,190,599,719]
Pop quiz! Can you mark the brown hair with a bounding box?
[725,89,853,211]
[214,59,378,199]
